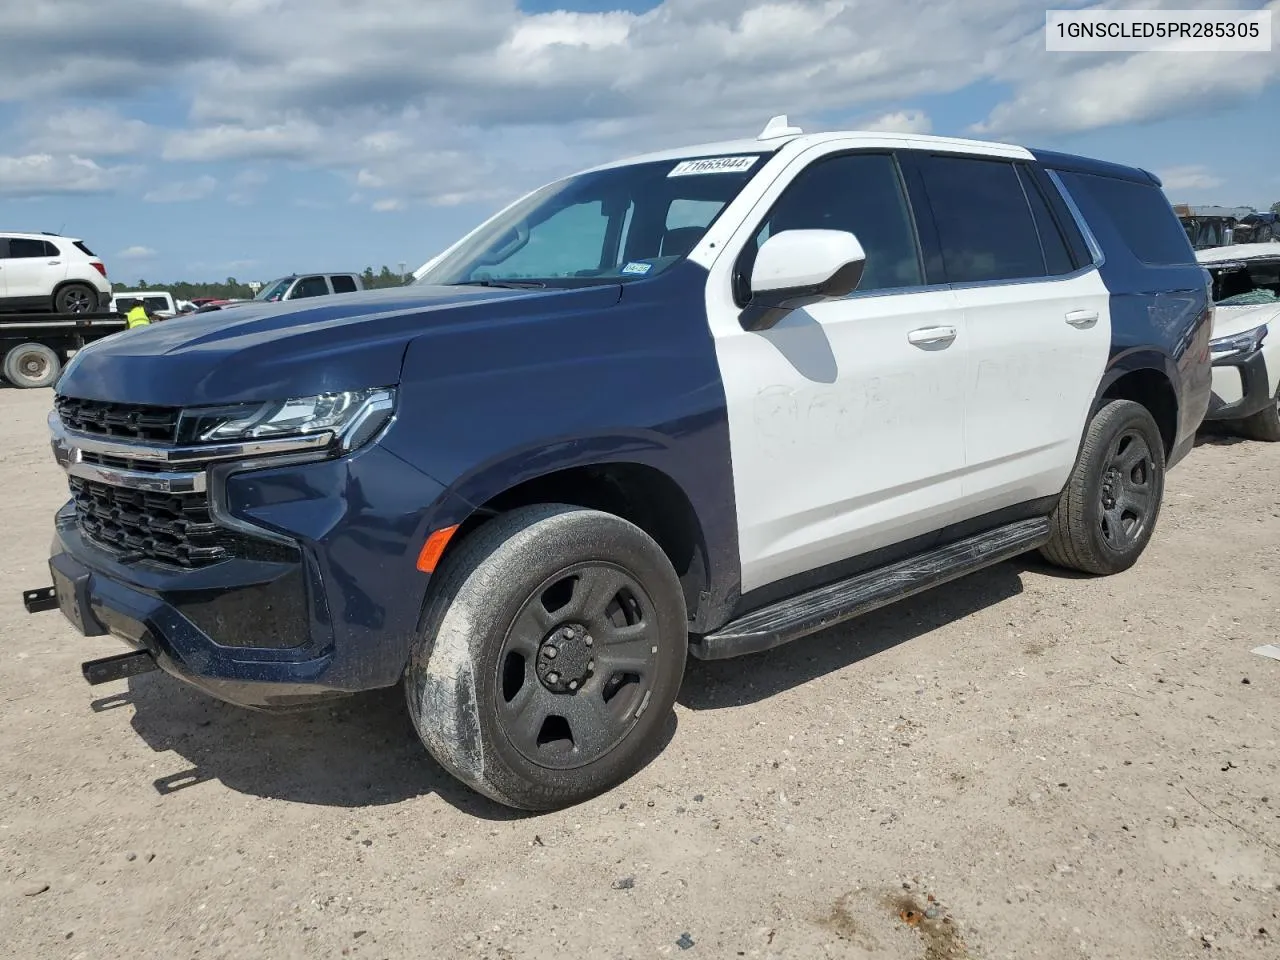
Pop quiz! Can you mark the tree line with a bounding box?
[112,265,412,300]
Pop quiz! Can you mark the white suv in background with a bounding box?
[0,232,113,315]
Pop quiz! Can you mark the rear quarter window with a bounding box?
[73,241,96,257]
[1064,173,1193,265]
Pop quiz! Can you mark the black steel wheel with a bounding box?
[405,504,687,811]
[1041,399,1166,576]
[55,283,97,315]
[1097,429,1157,551]
[496,562,663,770]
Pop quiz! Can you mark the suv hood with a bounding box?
[1212,301,1280,339]
[57,283,622,407]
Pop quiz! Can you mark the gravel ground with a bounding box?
[2,383,1278,960]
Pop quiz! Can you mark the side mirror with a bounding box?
[740,229,866,331]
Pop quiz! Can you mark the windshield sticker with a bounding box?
[621,261,653,275]
[667,156,759,178]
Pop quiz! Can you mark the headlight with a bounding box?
[178,387,396,452]
[1209,323,1268,362]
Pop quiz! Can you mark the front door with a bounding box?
[703,149,970,595]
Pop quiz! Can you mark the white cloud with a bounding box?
[22,106,154,157]
[116,245,157,260]
[372,198,405,212]
[0,153,133,197]
[1157,165,1224,193]
[1,0,1276,208]
[971,1,1280,137]
[143,175,218,203]
[862,109,932,135]
[162,121,324,161]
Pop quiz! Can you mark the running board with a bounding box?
[690,517,1051,660]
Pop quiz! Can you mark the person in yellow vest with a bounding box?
[125,299,151,329]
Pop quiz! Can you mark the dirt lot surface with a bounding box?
[2,384,1278,960]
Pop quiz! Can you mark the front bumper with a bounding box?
[1204,347,1273,421]
[35,443,465,710]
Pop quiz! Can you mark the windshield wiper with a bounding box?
[449,279,547,289]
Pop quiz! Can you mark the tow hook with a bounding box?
[22,586,59,613]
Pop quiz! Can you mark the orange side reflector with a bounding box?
[416,525,459,573]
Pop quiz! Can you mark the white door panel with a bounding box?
[5,258,52,298]
[712,287,968,593]
[954,268,1111,516]
[3,240,61,299]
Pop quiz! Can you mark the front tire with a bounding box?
[54,283,97,315]
[1040,399,1166,576]
[405,504,688,811]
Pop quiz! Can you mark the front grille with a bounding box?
[55,396,180,444]
[70,477,228,568]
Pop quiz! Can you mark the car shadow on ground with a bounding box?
[106,673,676,820]
[1194,424,1250,447]
[679,557,1036,711]
[103,555,1053,815]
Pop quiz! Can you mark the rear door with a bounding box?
[906,152,1110,519]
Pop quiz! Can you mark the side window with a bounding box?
[483,201,612,279]
[1062,172,1194,265]
[736,152,923,301]
[289,276,330,298]
[1029,167,1093,268]
[8,238,49,258]
[917,155,1047,283]
[1016,166,1075,276]
[662,199,726,259]
[43,240,61,256]
[330,274,358,294]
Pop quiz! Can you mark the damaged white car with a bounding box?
[1198,242,1280,441]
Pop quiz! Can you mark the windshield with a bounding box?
[1210,257,1280,305]
[255,277,294,301]
[416,154,770,288]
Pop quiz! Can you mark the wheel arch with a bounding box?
[50,277,101,308]
[1093,352,1180,456]
[435,456,715,628]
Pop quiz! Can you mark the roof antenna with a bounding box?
[757,115,803,140]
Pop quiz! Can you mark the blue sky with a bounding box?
[1,0,1276,285]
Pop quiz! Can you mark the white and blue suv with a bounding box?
[30,118,1212,810]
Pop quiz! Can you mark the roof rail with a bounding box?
[757,115,803,140]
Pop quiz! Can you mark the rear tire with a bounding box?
[3,343,61,389]
[1040,399,1166,576]
[404,504,688,811]
[1238,388,1280,442]
[54,283,97,315]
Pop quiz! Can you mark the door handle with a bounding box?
[1065,310,1099,328]
[907,326,957,348]
[47,260,61,265]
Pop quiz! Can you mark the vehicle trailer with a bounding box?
[0,313,126,389]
